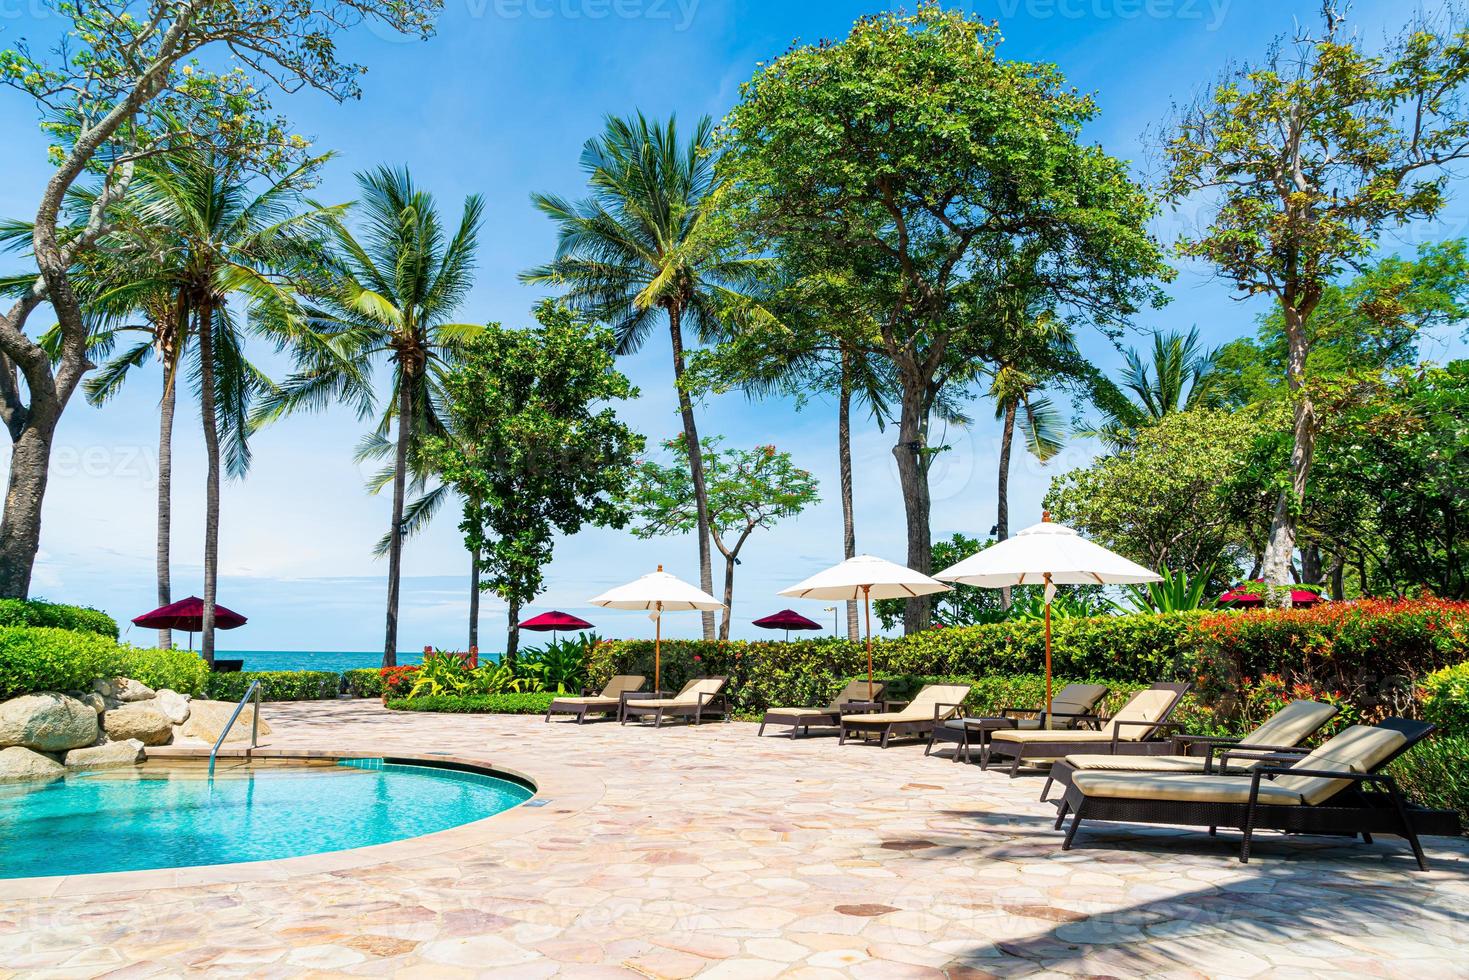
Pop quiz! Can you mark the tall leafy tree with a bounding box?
[258,167,483,667]
[0,0,438,598]
[718,5,1168,631]
[627,437,819,640]
[1161,6,1469,597]
[522,113,764,640]
[424,302,644,662]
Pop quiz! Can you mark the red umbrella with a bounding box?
[518,610,595,632]
[1218,586,1325,609]
[132,596,247,650]
[752,608,824,641]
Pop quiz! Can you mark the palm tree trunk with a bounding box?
[197,299,220,667]
[838,353,859,642]
[997,398,1017,611]
[468,544,480,652]
[383,367,413,668]
[156,363,176,650]
[667,302,715,639]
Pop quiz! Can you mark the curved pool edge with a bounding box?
[5,745,604,900]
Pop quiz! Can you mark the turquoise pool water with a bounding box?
[0,759,533,879]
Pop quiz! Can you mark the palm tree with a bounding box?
[522,113,763,640]
[37,153,338,660]
[257,167,483,667]
[1086,327,1226,448]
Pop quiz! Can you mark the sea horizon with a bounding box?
[210,650,505,672]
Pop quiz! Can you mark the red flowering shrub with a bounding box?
[1193,599,1469,722]
[379,665,420,698]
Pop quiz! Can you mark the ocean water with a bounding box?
[0,760,533,878]
[214,650,501,672]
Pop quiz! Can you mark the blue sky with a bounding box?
[1,0,1464,653]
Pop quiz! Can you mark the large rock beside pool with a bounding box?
[103,702,173,746]
[0,692,99,752]
[181,699,272,743]
[64,738,145,771]
[0,745,65,783]
[154,688,192,725]
[110,677,156,703]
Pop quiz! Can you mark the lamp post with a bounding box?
[823,606,838,636]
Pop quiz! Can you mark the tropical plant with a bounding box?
[423,303,644,663]
[522,112,765,640]
[627,437,820,639]
[257,166,484,667]
[1161,7,1469,594]
[56,151,339,661]
[1003,589,1110,621]
[717,6,1168,631]
[0,0,438,600]
[1085,328,1227,449]
[1115,563,1219,614]
[874,534,1009,630]
[517,633,597,695]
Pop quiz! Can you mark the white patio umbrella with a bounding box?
[934,513,1161,726]
[589,566,724,692]
[780,555,950,700]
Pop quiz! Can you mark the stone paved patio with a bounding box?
[3,700,1468,978]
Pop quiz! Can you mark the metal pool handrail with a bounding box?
[208,680,262,778]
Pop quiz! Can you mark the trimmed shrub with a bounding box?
[0,598,118,638]
[1193,599,1469,721]
[0,626,123,699]
[342,668,383,698]
[118,647,208,697]
[386,692,557,714]
[205,670,341,702]
[1420,662,1469,738]
[1389,734,1469,828]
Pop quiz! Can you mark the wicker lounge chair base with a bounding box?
[759,709,838,738]
[622,699,730,728]
[544,699,622,724]
[985,682,1191,777]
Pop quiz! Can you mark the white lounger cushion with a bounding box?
[552,675,645,706]
[992,686,1178,743]
[845,684,971,724]
[636,677,725,708]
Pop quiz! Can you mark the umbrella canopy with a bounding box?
[779,554,951,602]
[935,516,1161,728]
[589,566,722,690]
[780,555,948,697]
[752,609,823,631]
[934,520,1162,590]
[132,596,248,632]
[1218,586,1324,608]
[518,610,595,632]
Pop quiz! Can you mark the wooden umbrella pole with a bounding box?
[1043,572,1053,731]
[863,584,874,701]
[654,600,662,693]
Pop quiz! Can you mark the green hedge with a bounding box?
[117,647,208,697]
[1389,734,1469,828]
[0,626,126,700]
[1421,662,1469,738]
[204,670,342,702]
[0,598,117,638]
[385,692,557,714]
[342,668,384,698]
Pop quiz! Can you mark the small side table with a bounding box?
[926,716,1017,765]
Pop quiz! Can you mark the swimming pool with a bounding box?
[0,757,534,879]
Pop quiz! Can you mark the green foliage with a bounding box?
[1084,328,1233,448]
[0,599,118,638]
[386,693,558,714]
[204,670,341,702]
[423,303,644,659]
[1116,563,1219,614]
[342,668,384,698]
[0,627,125,700]
[117,648,209,697]
[516,634,596,695]
[1388,735,1469,829]
[1421,662,1469,739]
[1047,407,1278,574]
[874,535,1004,629]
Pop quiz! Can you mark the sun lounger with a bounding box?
[620,677,729,728]
[1041,698,1339,800]
[927,683,1109,764]
[544,675,647,724]
[984,682,1191,776]
[759,678,888,738]
[1055,718,1462,870]
[838,684,972,748]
